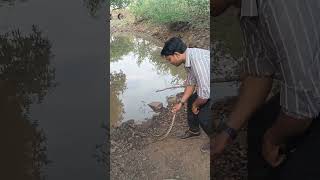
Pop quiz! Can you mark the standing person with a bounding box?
[161,37,212,153]
[212,0,320,179]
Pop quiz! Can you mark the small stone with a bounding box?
[148,102,163,112]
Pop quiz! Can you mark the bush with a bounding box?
[130,0,209,26]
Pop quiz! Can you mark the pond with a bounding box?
[0,0,106,179]
[110,34,240,127]
[110,34,186,127]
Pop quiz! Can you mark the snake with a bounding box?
[150,113,176,141]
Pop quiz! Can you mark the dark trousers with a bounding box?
[187,93,214,136]
[248,94,320,180]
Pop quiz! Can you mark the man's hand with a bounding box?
[192,103,199,115]
[172,103,183,113]
[262,128,286,167]
[211,131,232,160]
[261,112,312,167]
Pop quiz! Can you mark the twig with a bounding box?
[155,85,185,92]
[155,77,240,92]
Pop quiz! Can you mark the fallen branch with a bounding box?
[156,85,185,92]
[155,77,240,92]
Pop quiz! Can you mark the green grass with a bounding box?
[129,0,209,27]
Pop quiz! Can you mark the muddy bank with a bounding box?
[110,92,210,179]
[110,92,248,179]
[110,10,210,50]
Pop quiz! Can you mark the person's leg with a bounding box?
[178,93,201,139]
[196,98,214,153]
[187,93,201,132]
[198,99,214,136]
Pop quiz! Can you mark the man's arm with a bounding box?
[181,85,195,103]
[172,85,195,113]
[193,97,208,107]
[211,75,273,158]
[227,75,273,130]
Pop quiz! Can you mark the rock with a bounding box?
[167,96,177,105]
[148,102,163,112]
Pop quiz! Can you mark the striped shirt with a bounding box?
[241,0,258,17]
[240,0,320,118]
[185,48,210,99]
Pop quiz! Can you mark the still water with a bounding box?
[110,34,186,127]
[0,0,106,179]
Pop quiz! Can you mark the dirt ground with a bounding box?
[110,101,210,180]
[110,9,247,180]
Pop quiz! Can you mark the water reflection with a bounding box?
[0,25,56,109]
[110,71,127,127]
[0,26,55,179]
[83,0,104,17]
[0,0,27,7]
[111,35,186,83]
[110,34,186,126]
[110,35,135,63]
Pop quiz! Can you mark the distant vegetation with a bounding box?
[129,0,209,27]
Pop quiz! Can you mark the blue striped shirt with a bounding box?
[240,0,320,118]
[185,48,210,99]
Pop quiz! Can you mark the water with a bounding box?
[110,34,186,127]
[0,0,106,179]
[110,34,239,127]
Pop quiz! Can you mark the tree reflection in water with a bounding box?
[83,0,105,17]
[110,35,186,84]
[0,0,28,7]
[110,71,127,127]
[0,26,56,180]
[94,71,127,175]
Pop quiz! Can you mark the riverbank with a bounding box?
[110,9,210,50]
[111,92,210,179]
[110,9,248,180]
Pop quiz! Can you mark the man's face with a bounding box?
[212,0,234,17]
[165,53,183,67]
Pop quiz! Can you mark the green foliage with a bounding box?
[130,0,209,26]
[111,0,131,9]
